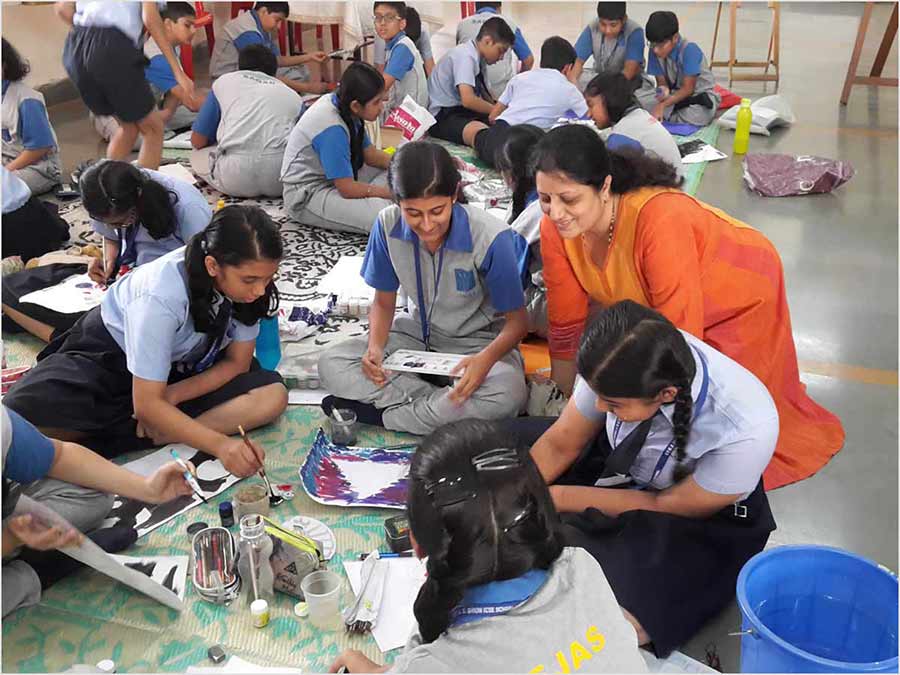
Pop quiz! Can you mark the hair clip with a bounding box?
[423,475,477,508]
[502,504,534,534]
[471,448,520,472]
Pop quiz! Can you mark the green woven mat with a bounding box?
[678,124,721,197]
[2,403,418,673]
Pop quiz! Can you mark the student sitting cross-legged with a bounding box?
[426,17,515,147]
[645,10,720,126]
[281,62,394,235]
[318,141,528,436]
[191,44,302,198]
[4,206,288,477]
[210,1,329,95]
[328,419,648,674]
[2,39,62,194]
[469,36,587,168]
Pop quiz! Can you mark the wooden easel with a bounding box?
[840,2,898,104]
[710,1,780,90]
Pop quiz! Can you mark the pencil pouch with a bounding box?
[263,517,324,599]
[191,527,241,605]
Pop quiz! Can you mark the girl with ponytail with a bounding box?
[5,205,288,479]
[281,62,395,235]
[328,419,646,674]
[2,159,211,343]
[508,299,778,657]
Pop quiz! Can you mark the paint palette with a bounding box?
[298,429,413,510]
[284,516,337,560]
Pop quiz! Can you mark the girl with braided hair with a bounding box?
[329,418,646,674]
[5,205,287,478]
[507,300,778,657]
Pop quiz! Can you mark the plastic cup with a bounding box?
[329,409,357,445]
[300,570,345,630]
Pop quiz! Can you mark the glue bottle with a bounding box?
[733,98,753,155]
[237,514,275,605]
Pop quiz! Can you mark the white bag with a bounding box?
[383,95,436,144]
[717,95,796,136]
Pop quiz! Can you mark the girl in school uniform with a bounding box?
[4,205,288,478]
[280,62,394,235]
[2,39,62,195]
[329,418,648,674]
[317,141,528,436]
[511,300,778,657]
[495,124,548,337]
[2,160,212,343]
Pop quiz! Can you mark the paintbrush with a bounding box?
[170,449,208,504]
[237,425,282,507]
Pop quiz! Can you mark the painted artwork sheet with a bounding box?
[109,554,190,601]
[381,349,466,377]
[18,273,105,314]
[299,429,413,509]
[103,444,243,538]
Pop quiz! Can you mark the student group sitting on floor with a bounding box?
[1,1,849,671]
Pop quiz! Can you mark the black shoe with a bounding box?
[321,395,385,427]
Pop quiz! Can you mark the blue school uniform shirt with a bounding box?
[648,37,704,82]
[427,40,481,114]
[101,247,260,382]
[471,7,532,63]
[572,330,778,496]
[233,10,280,57]
[1,407,55,484]
[89,167,211,267]
[1,80,57,152]
[383,31,416,81]
[496,68,588,129]
[143,41,180,94]
[362,203,524,341]
[574,21,645,66]
[1,166,31,214]
[73,1,166,46]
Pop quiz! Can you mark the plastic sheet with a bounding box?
[743,154,855,197]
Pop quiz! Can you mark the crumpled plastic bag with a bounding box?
[383,95,436,144]
[743,153,855,197]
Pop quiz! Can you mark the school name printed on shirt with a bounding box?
[529,624,609,674]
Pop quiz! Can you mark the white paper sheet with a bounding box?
[331,458,409,501]
[163,129,193,149]
[186,655,303,673]
[109,554,190,601]
[382,349,466,377]
[288,389,327,406]
[342,557,427,653]
[157,162,197,184]
[19,273,105,313]
[640,649,717,673]
[316,256,368,297]
[15,496,184,611]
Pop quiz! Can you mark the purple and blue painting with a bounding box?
[299,429,414,509]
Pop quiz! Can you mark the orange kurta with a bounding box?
[541,187,845,490]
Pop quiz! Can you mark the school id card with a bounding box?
[382,350,466,377]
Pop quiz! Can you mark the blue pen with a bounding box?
[170,449,208,504]
[358,551,414,560]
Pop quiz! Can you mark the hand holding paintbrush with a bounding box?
[237,425,282,506]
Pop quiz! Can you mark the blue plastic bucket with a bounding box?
[737,545,898,672]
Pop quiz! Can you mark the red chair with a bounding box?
[461,2,476,18]
[179,1,215,79]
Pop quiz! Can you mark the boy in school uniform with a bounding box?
[470,36,587,168]
[191,45,303,198]
[427,17,515,146]
[375,7,435,77]
[373,2,428,118]
[210,1,329,96]
[1,40,62,195]
[55,1,195,170]
[571,2,656,108]
[645,10,720,126]
[455,2,533,100]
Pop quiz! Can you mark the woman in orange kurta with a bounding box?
[532,125,844,490]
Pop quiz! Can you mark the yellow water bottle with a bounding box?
[216,198,225,211]
[733,98,752,155]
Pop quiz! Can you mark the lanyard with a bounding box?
[412,239,446,350]
[597,33,624,73]
[114,224,140,278]
[450,568,548,628]
[611,347,709,488]
[663,40,686,91]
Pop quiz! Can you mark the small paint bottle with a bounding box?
[251,598,270,628]
[219,501,235,528]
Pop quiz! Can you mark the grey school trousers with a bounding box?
[2,479,114,617]
[318,315,528,436]
[192,147,284,198]
[283,166,391,235]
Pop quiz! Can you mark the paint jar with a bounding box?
[251,598,270,628]
[219,501,235,528]
[300,570,346,630]
[233,483,270,522]
[329,409,357,446]
[191,527,241,605]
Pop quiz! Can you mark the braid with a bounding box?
[336,92,365,181]
[185,230,215,332]
[671,381,693,462]
[413,527,472,643]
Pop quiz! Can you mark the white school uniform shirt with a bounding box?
[90,167,212,267]
[1,166,31,214]
[74,1,165,46]
[497,68,588,129]
[572,330,778,497]
[427,40,482,115]
[101,247,259,382]
[608,108,684,178]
